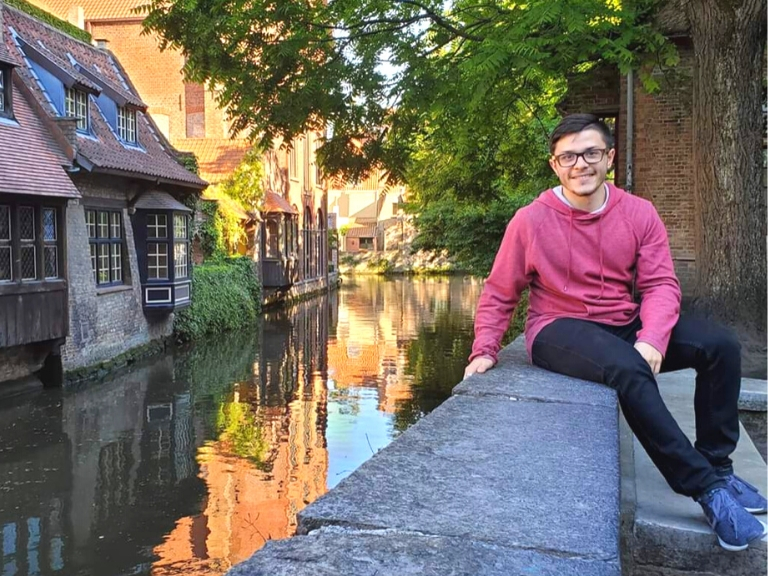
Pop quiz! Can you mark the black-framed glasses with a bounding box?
[553,148,607,168]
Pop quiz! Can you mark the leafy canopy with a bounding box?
[141,0,675,182]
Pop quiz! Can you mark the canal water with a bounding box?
[0,276,484,576]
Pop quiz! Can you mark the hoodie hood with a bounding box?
[534,182,625,217]
[534,183,627,300]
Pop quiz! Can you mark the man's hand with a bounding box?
[634,341,663,375]
[464,356,495,380]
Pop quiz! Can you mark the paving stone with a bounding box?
[630,370,767,575]
[227,527,621,576]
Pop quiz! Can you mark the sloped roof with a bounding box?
[345,225,377,239]
[38,0,146,21]
[174,138,250,184]
[3,5,206,189]
[263,191,297,215]
[0,83,80,198]
[134,190,192,212]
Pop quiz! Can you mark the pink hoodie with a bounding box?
[470,184,682,363]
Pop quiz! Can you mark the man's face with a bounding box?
[549,129,615,197]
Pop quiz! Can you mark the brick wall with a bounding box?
[559,47,697,293]
[62,174,173,371]
[90,21,187,142]
[631,43,696,291]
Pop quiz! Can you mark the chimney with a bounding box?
[67,6,84,30]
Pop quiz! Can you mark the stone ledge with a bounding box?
[228,527,621,576]
[228,338,621,575]
[454,337,616,408]
[739,377,767,412]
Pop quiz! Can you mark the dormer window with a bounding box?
[0,66,11,118]
[117,106,137,143]
[64,87,88,131]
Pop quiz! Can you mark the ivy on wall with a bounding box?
[6,0,93,43]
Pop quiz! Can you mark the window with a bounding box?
[87,209,123,286]
[173,214,189,279]
[19,206,36,280]
[359,237,374,251]
[43,208,58,278]
[0,205,10,282]
[147,214,167,239]
[65,87,88,131]
[314,141,323,187]
[266,219,280,258]
[146,213,172,280]
[0,67,12,118]
[289,140,298,180]
[148,243,168,280]
[117,106,137,143]
[0,204,61,283]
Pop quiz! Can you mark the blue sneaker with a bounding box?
[697,488,767,551]
[723,474,767,514]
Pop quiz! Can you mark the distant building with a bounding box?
[0,3,205,385]
[327,170,406,253]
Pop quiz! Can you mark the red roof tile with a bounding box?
[345,225,377,239]
[263,191,297,214]
[0,83,79,198]
[35,0,146,21]
[3,5,206,189]
[174,138,250,184]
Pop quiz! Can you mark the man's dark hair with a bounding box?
[549,114,615,154]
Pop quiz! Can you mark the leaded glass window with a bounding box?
[87,208,124,286]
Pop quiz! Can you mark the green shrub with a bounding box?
[174,257,261,341]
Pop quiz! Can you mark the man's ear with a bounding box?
[548,157,557,173]
[607,148,616,168]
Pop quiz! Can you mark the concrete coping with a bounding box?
[228,336,623,575]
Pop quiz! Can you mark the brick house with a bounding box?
[30,0,332,299]
[328,170,407,253]
[559,39,699,292]
[0,3,206,385]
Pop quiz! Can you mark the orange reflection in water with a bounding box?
[152,374,329,576]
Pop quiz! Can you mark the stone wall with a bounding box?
[0,342,50,382]
[61,175,173,371]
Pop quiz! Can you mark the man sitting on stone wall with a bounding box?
[464,113,767,551]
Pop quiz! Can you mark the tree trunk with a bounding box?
[684,0,766,336]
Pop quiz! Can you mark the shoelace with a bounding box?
[726,474,759,495]
[704,489,739,534]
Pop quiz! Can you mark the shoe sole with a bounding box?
[716,520,768,552]
[745,506,767,514]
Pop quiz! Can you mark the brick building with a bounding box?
[560,40,698,292]
[0,2,205,384]
[30,0,332,300]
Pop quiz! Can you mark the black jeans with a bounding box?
[532,315,741,497]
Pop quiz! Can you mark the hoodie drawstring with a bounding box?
[565,212,573,292]
[598,213,605,300]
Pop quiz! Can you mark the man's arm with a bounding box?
[466,213,532,376]
[634,207,682,360]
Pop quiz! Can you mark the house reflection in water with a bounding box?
[0,297,333,576]
[153,299,332,575]
[0,277,484,576]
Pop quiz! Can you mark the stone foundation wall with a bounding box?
[0,342,52,382]
[62,176,173,372]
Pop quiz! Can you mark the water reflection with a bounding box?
[0,276,483,576]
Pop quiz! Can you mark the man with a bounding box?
[464,114,767,551]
